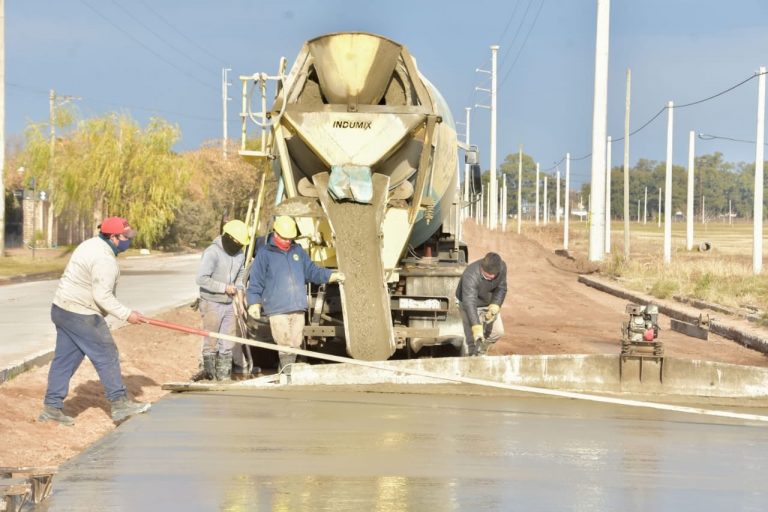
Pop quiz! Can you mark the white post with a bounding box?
[564,153,571,249]
[658,188,662,228]
[478,186,484,225]
[637,200,640,222]
[623,69,631,257]
[588,0,611,261]
[686,130,695,250]
[605,135,612,253]
[222,68,232,159]
[544,176,549,225]
[517,145,523,234]
[644,186,648,224]
[501,177,507,231]
[663,101,674,264]
[754,66,766,274]
[489,45,499,230]
[556,169,561,223]
[463,107,471,217]
[535,162,540,225]
[729,199,732,226]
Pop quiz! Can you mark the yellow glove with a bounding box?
[247,304,261,319]
[485,303,500,321]
[329,271,346,284]
[471,324,484,342]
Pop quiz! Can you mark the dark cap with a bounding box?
[99,217,137,239]
[480,252,502,275]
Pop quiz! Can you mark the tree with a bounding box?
[19,111,188,247]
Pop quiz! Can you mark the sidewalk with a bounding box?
[0,253,201,384]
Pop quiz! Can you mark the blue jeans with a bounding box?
[44,304,126,408]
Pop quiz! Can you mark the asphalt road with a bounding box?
[37,388,768,512]
[0,253,200,376]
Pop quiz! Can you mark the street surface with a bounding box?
[38,388,768,511]
[0,253,200,373]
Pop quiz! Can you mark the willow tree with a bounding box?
[20,112,189,247]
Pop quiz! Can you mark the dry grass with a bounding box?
[0,247,73,277]
[518,219,768,317]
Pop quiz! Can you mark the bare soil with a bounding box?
[1,220,767,471]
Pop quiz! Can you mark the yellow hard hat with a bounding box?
[273,215,298,239]
[222,220,249,246]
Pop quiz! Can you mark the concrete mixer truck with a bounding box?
[237,32,480,362]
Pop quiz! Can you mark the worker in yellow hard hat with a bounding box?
[194,219,250,381]
[246,215,344,377]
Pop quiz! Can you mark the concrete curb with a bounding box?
[578,275,768,355]
[235,354,768,403]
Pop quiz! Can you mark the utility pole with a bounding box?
[0,0,5,255]
[564,153,571,249]
[517,145,523,234]
[544,176,548,225]
[588,0,610,261]
[622,69,631,258]
[222,67,232,159]
[489,45,499,230]
[658,188,662,228]
[535,162,540,225]
[556,168,561,223]
[663,101,674,264]
[753,65,766,274]
[605,135,612,253]
[643,186,647,224]
[463,107,471,216]
[686,130,695,250]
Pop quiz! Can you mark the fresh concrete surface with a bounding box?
[0,253,200,383]
[41,388,768,511]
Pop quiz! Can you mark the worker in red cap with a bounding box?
[246,216,344,378]
[38,216,151,426]
[455,252,507,356]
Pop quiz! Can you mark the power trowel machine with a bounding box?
[619,303,664,381]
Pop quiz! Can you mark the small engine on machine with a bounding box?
[619,303,664,381]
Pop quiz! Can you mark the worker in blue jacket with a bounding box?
[246,216,344,375]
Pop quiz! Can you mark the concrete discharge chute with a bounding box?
[239,32,467,361]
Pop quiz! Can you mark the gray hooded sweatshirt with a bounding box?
[196,236,246,304]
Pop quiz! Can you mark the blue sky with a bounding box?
[7,0,768,186]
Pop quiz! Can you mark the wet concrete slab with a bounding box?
[40,388,768,511]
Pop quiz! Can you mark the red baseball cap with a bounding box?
[99,217,137,239]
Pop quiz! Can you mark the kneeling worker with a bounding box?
[246,216,344,375]
[455,252,507,356]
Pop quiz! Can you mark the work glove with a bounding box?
[485,303,500,321]
[247,304,261,319]
[329,271,346,284]
[471,324,484,343]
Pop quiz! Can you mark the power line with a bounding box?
[110,0,214,74]
[79,0,217,92]
[542,69,766,168]
[138,0,226,65]
[498,0,534,72]
[698,132,768,145]
[500,0,545,88]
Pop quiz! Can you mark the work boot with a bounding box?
[202,354,216,381]
[38,405,75,427]
[215,354,233,381]
[278,353,297,377]
[465,341,477,357]
[110,396,151,423]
